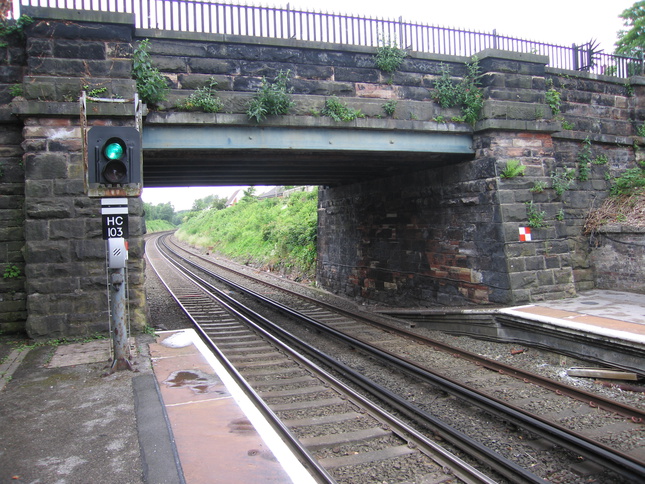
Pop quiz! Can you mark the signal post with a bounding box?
[83,101,143,370]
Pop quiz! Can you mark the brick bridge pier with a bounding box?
[1,7,643,338]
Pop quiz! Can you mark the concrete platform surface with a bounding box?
[0,337,154,483]
[149,329,312,484]
[505,290,645,344]
[529,290,645,326]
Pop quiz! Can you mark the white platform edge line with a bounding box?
[185,329,317,484]
[500,308,645,345]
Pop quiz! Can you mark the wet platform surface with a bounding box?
[149,330,300,483]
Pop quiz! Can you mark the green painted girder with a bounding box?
[143,125,474,154]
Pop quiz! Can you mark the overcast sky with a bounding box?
[142,0,635,210]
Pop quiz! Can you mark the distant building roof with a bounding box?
[226,189,244,207]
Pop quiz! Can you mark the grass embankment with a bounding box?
[176,190,317,280]
[145,219,176,233]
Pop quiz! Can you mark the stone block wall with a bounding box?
[591,227,645,293]
[20,117,146,338]
[549,70,643,294]
[318,51,645,306]
[486,131,578,302]
[0,122,26,333]
[12,8,147,338]
[137,31,473,117]
[0,27,27,334]
[318,155,505,307]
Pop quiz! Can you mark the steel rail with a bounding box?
[151,234,500,484]
[165,235,645,423]
[159,234,645,483]
[146,235,335,484]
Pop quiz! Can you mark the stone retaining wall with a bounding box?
[591,227,645,293]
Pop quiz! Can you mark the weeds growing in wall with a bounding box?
[321,97,365,122]
[433,57,483,126]
[180,77,223,113]
[133,39,168,106]
[500,159,525,178]
[545,79,561,115]
[0,15,33,47]
[375,36,407,75]
[247,70,295,123]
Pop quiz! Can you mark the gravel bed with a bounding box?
[156,236,644,409]
[289,416,377,439]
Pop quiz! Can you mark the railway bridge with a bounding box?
[1,6,644,338]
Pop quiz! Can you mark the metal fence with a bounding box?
[14,0,642,77]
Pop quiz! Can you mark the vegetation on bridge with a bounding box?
[432,57,483,126]
[133,40,168,106]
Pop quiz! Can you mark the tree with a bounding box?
[616,1,645,56]
[192,194,227,211]
[143,201,175,223]
[241,186,257,202]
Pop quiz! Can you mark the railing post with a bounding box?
[572,44,579,71]
[585,41,593,71]
[398,16,404,49]
[287,3,292,39]
[493,29,498,50]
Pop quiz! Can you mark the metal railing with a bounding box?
[14,0,642,77]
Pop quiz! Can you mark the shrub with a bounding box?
[551,169,576,197]
[0,15,33,47]
[577,137,592,181]
[321,97,364,122]
[433,57,483,126]
[375,37,407,74]
[382,100,397,117]
[545,79,561,115]
[247,70,295,123]
[526,201,547,228]
[133,39,168,106]
[611,167,645,196]
[180,77,223,113]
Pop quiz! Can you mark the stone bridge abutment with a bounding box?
[1,7,643,338]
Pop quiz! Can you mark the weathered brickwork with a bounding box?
[318,156,504,306]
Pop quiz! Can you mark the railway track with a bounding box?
[147,234,500,483]
[147,233,645,483]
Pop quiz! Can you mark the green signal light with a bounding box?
[104,140,125,160]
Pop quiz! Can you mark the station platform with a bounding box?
[0,290,643,483]
[504,289,645,344]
